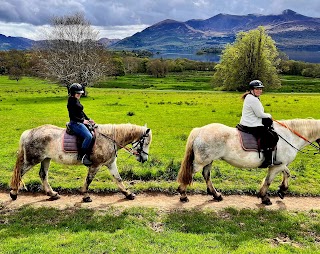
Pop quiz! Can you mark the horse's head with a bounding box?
[132,128,152,163]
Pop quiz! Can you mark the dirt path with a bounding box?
[1,191,320,212]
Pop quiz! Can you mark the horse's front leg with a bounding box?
[107,160,135,200]
[277,166,290,199]
[258,165,284,205]
[202,163,223,201]
[39,158,60,200]
[81,166,101,202]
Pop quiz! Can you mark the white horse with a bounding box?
[10,123,152,202]
[177,119,320,205]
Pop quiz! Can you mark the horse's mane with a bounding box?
[98,123,146,144]
[278,118,320,138]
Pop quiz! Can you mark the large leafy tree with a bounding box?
[212,27,281,91]
[33,13,113,95]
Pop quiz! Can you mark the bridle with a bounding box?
[98,128,150,158]
[273,119,320,154]
[132,133,150,156]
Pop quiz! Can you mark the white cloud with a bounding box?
[0,21,148,40]
[95,24,149,39]
[0,0,319,39]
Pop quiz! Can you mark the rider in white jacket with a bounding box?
[240,80,281,168]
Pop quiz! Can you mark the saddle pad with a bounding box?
[238,130,259,152]
[63,131,79,153]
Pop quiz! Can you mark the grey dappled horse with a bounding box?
[177,119,320,205]
[10,123,152,202]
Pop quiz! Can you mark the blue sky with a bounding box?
[0,0,319,40]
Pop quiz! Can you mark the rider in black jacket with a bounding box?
[67,83,94,166]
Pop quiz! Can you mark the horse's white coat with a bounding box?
[178,119,320,205]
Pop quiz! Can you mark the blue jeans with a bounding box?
[68,121,93,150]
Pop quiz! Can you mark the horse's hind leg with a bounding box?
[277,166,290,199]
[10,162,34,200]
[202,163,223,201]
[39,158,60,200]
[178,162,207,202]
[177,183,189,202]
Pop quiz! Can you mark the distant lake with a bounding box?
[152,50,320,63]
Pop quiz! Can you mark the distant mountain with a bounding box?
[0,34,120,51]
[111,9,320,52]
[98,38,120,47]
[0,34,35,50]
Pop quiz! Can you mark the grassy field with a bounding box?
[1,75,320,195]
[1,206,320,253]
[1,74,320,253]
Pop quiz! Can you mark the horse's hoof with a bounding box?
[49,194,61,201]
[10,192,17,201]
[180,196,189,203]
[214,195,223,202]
[277,190,285,199]
[83,196,92,203]
[126,193,136,200]
[262,199,272,206]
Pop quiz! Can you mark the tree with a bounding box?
[212,27,281,91]
[146,59,168,78]
[34,13,113,95]
[6,50,28,81]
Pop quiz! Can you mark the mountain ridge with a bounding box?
[1,9,319,53]
[111,9,320,52]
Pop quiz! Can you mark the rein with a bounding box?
[273,118,320,154]
[97,127,148,157]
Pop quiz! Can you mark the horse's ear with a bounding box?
[144,123,148,127]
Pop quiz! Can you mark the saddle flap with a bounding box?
[238,130,259,152]
[63,131,81,153]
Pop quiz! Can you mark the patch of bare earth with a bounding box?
[1,191,320,212]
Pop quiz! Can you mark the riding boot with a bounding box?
[80,148,93,166]
[259,149,282,168]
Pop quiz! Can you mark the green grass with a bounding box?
[95,72,320,93]
[96,71,214,90]
[1,206,320,253]
[279,75,320,93]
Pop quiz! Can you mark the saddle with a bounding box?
[236,124,278,153]
[63,123,96,153]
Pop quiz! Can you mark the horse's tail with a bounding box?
[10,132,27,190]
[177,128,199,186]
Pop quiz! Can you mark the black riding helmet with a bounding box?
[249,80,264,89]
[69,83,84,95]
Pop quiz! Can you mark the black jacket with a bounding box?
[67,96,89,123]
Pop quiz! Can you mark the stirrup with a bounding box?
[82,155,93,166]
